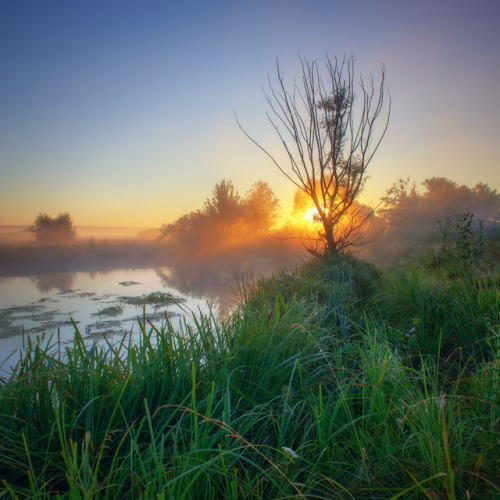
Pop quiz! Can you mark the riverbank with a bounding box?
[0,253,499,498]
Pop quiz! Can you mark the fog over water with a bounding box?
[1,176,498,376]
[0,234,308,374]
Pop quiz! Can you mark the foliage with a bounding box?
[361,177,500,264]
[435,211,488,275]
[379,177,500,236]
[244,181,280,232]
[239,54,390,255]
[202,179,245,228]
[0,256,499,498]
[159,179,279,256]
[29,212,76,244]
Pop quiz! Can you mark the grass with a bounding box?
[0,254,499,498]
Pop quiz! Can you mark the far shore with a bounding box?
[0,240,171,277]
[0,225,160,245]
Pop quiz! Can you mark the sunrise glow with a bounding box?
[0,1,498,230]
[302,206,321,223]
[0,4,499,495]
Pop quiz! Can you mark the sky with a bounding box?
[1,0,499,227]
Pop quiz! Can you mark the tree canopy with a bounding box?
[380,177,500,232]
[358,177,500,264]
[159,180,280,255]
[30,213,76,244]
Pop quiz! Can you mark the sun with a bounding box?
[289,204,325,231]
[291,189,329,229]
[302,206,321,223]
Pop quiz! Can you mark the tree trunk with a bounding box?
[323,220,338,256]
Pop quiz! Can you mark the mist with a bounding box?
[1,177,498,311]
[357,177,500,264]
[0,180,308,310]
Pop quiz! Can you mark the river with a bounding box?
[0,266,240,376]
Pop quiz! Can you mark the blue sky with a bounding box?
[1,0,499,226]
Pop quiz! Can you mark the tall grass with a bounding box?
[0,255,498,498]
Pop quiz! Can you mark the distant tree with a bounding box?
[203,180,244,229]
[159,180,280,250]
[238,54,390,255]
[379,177,420,227]
[381,177,500,232]
[30,212,76,243]
[160,210,204,242]
[244,181,280,233]
[381,176,418,209]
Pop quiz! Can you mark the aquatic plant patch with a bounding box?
[91,305,123,318]
[119,291,185,308]
[118,281,141,287]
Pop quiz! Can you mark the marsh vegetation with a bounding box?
[0,229,499,498]
[0,165,499,499]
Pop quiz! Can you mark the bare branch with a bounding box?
[238,53,390,255]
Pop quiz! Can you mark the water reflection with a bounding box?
[156,249,302,316]
[30,272,75,293]
[26,263,243,316]
[0,242,306,372]
[157,266,241,317]
[0,268,212,372]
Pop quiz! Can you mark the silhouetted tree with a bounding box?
[160,210,205,242]
[355,177,500,264]
[30,213,76,243]
[381,177,500,233]
[379,177,420,228]
[238,54,390,255]
[381,176,417,209]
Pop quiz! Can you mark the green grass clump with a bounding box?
[0,255,499,498]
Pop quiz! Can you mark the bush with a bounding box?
[29,212,76,244]
[434,211,489,276]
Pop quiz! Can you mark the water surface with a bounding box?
[0,267,221,374]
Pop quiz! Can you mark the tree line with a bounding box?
[158,180,280,256]
[358,176,500,263]
[22,54,499,260]
[26,175,499,260]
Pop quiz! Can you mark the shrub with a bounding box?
[29,212,76,244]
[434,210,488,276]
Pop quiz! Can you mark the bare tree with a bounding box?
[238,54,390,255]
